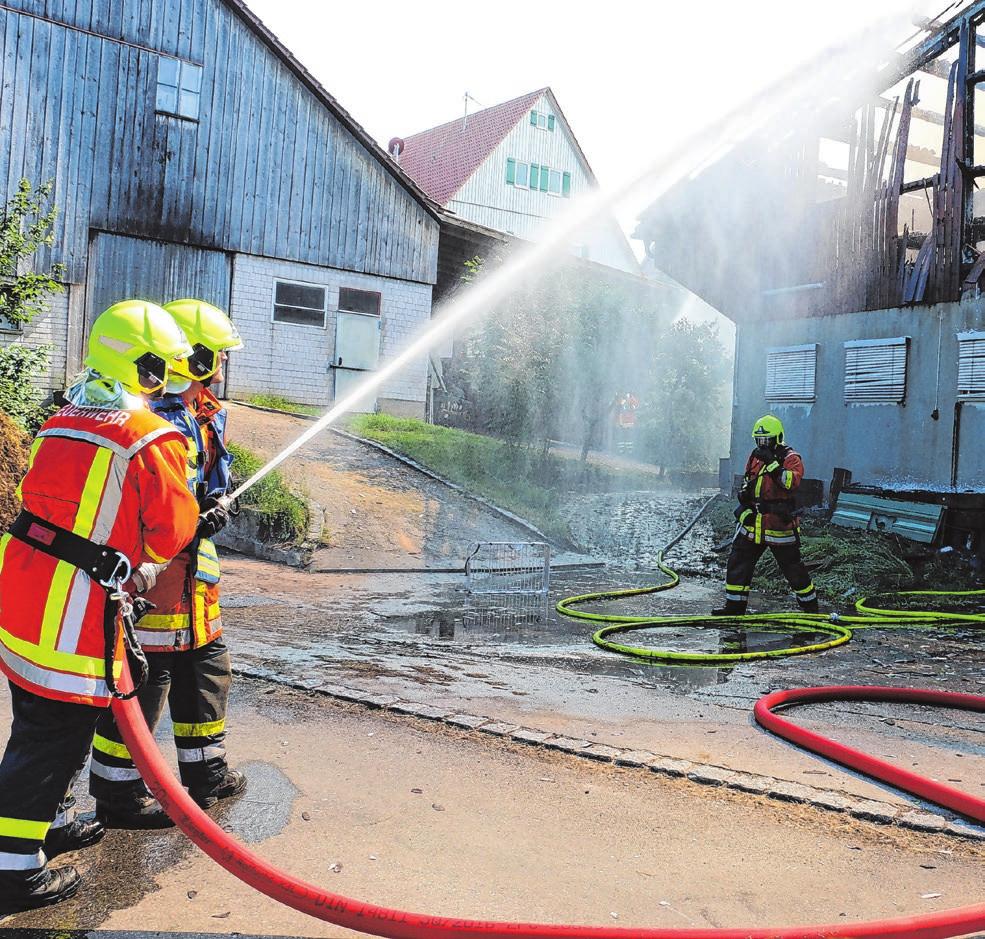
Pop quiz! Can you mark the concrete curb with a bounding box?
[228,400,563,548]
[215,498,321,568]
[232,667,985,844]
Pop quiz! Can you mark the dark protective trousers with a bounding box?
[89,638,232,803]
[0,682,101,872]
[723,534,817,611]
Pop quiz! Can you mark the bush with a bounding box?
[227,442,308,544]
[0,344,54,432]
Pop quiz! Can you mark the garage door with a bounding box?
[86,232,231,332]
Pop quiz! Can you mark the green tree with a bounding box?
[0,178,64,431]
[640,318,732,473]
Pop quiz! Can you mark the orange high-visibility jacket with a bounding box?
[738,445,805,546]
[0,403,199,707]
[137,390,227,653]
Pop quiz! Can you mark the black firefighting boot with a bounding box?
[96,794,174,830]
[798,598,820,614]
[711,601,748,617]
[192,769,248,809]
[0,865,82,914]
[43,815,105,859]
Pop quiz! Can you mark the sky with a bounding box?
[243,1,946,225]
[242,0,956,330]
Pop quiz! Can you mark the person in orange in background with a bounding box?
[713,415,818,616]
[90,299,247,829]
[613,391,640,454]
[0,300,200,913]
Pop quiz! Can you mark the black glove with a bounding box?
[196,502,229,539]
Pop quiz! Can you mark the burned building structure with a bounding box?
[637,4,985,545]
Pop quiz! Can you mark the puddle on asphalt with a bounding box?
[377,564,842,693]
[221,759,299,844]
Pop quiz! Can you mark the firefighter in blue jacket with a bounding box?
[90,299,247,827]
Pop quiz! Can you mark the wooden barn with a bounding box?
[0,0,440,414]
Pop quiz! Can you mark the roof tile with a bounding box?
[398,89,546,205]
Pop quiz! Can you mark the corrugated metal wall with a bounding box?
[0,0,439,285]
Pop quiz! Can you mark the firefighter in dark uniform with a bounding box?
[713,415,819,616]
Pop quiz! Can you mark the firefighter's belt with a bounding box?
[754,499,795,515]
[9,510,132,586]
[8,509,146,700]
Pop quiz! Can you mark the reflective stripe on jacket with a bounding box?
[0,404,199,706]
[139,389,230,653]
[738,445,804,546]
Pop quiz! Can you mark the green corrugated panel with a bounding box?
[831,493,943,544]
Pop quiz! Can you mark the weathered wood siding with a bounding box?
[0,0,438,285]
[86,231,231,327]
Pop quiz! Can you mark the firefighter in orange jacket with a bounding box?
[713,415,819,616]
[0,301,200,913]
[90,300,246,826]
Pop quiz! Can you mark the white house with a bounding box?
[395,88,639,274]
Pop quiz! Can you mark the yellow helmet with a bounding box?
[752,414,784,447]
[163,299,243,382]
[85,300,193,395]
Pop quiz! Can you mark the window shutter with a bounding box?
[506,158,516,185]
[562,172,571,197]
[765,344,817,403]
[547,114,555,131]
[540,165,549,191]
[843,337,909,404]
[958,331,985,399]
[530,111,538,126]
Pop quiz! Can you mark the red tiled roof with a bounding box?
[398,89,547,206]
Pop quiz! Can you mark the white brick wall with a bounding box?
[0,286,71,392]
[226,253,433,410]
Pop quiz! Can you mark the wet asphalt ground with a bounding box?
[3,413,983,937]
[4,679,984,938]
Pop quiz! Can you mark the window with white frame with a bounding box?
[529,109,556,131]
[958,331,985,400]
[765,344,817,403]
[273,280,326,327]
[506,159,571,197]
[156,56,203,121]
[843,337,909,404]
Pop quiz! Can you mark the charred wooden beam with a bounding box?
[901,174,938,193]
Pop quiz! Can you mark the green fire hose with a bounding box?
[556,495,985,664]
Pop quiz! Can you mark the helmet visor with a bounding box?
[754,433,774,448]
[134,351,169,394]
[185,343,220,380]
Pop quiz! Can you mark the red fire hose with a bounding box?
[754,686,985,824]
[112,672,985,939]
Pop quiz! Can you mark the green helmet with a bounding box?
[163,298,243,382]
[85,299,193,395]
[752,414,784,447]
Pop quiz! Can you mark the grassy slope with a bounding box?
[346,414,570,542]
[227,442,309,544]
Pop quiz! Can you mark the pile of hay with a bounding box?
[0,411,29,530]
